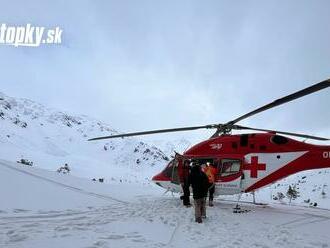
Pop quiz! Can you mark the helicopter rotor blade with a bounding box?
[88,124,221,141]
[89,78,330,141]
[232,124,329,141]
[211,78,330,138]
[226,78,330,126]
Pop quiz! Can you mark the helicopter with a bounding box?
[89,78,330,197]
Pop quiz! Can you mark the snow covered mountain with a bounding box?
[0,92,169,184]
[0,91,329,208]
[150,138,192,158]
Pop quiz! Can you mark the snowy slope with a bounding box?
[0,92,169,184]
[253,168,330,208]
[150,138,192,158]
[217,168,329,210]
[1,91,330,209]
[1,160,330,248]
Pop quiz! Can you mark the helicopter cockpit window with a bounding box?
[220,159,241,176]
[271,135,288,145]
[162,160,174,178]
[190,158,215,167]
[162,159,180,184]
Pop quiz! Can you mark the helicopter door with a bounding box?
[217,159,243,195]
[170,157,181,185]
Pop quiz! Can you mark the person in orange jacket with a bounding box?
[202,162,217,207]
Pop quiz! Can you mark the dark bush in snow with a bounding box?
[12,117,27,128]
[57,163,71,174]
[286,185,299,204]
[143,148,151,154]
[92,178,104,183]
[62,114,82,127]
[17,159,33,166]
[277,192,285,201]
[321,184,327,198]
[3,102,11,110]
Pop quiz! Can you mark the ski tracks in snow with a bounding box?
[1,161,330,248]
[3,192,330,247]
[0,161,174,247]
[1,197,330,248]
[0,161,128,204]
[0,200,170,248]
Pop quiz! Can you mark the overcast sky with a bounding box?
[1,0,330,144]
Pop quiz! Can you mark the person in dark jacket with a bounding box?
[179,160,191,207]
[188,163,209,223]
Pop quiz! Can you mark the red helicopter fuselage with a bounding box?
[88,78,330,196]
[152,133,330,195]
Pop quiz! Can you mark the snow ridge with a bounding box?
[0,92,169,183]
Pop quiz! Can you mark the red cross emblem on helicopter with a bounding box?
[243,156,266,178]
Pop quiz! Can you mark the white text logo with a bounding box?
[210,143,222,150]
[0,23,63,47]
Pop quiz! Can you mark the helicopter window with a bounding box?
[220,159,241,176]
[190,158,214,166]
[162,160,174,178]
[240,134,248,147]
[271,135,288,145]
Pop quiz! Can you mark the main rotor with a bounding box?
[89,78,330,142]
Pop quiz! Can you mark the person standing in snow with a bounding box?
[179,160,191,207]
[188,163,209,223]
[202,162,217,207]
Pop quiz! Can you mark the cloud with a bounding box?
[1,0,330,144]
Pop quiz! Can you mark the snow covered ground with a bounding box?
[1,159,330,248]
